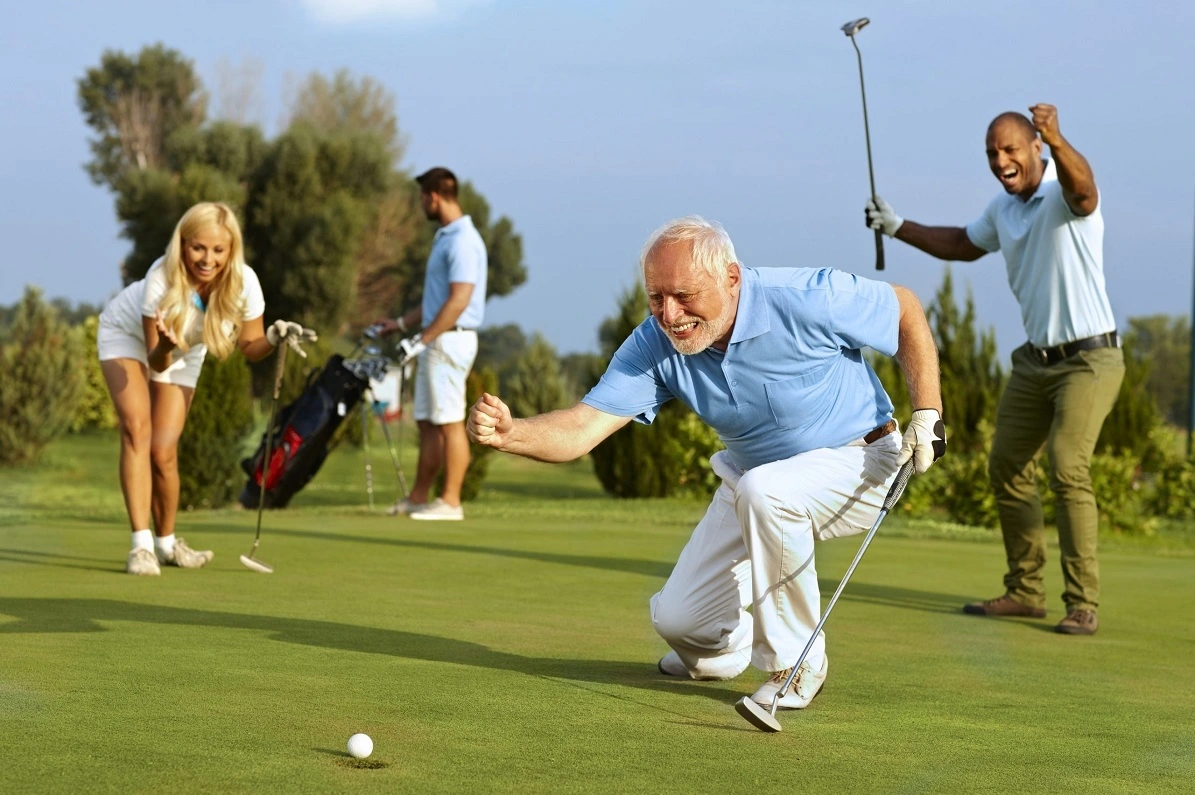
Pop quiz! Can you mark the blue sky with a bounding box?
[1,0,1193,357]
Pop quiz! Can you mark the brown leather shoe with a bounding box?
[1055,609,1098,635]
[962,594,1047,618]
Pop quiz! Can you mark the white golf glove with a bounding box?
[397,334,427,365]
[896,409,947,474]
[266,319,318,358]
[865,195,904,237]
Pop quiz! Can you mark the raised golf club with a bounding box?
[842,17,885,271]
[735,460,915,732]
[240,341,288,574]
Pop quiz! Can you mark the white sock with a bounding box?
[131,529,153,552]
[155,534,176,562]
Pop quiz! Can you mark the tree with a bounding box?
[506,334,571,418]
[284,69,405,164]
[77,44,206,188]
[476,323,528,385]
[1123,314,1189,427]
[243,124,392,337]
[177,355,254,509]
[0,288,85,465]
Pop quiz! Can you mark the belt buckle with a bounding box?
[1034,346,1049,365]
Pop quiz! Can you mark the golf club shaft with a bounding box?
[253,342,288,545]
[770,461,914,713]
[361,391,374,510]
[850,35,885,271]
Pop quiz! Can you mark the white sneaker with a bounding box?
[751,655,828,710]
[162,538,214,569]
[386,498,426,516]
[126,548,161,576]
[410,498,464,521]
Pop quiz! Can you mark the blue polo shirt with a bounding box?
[422,215,488,329]
[582,267,899,471]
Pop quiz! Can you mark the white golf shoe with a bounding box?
[161,538,214,569]
[386,498,426,517]
[126,548,161,576]
[410,499,464,521]
[751,655,828,710]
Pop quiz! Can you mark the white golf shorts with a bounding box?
[96,319,206,388]
[413,329,478,425]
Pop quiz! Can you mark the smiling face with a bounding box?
[986,118,1044,199]
[182,225,234,289]
[643,240,740,355]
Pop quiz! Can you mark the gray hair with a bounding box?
[640,216,739,286]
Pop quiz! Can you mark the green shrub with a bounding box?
[506,333,570,419]
[178,354,254,509]
[70,316,119,433]
[0,287,85,466]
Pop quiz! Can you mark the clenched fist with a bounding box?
[1029,103,1063,148]
[467,393,515,449]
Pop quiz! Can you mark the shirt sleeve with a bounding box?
[822,270,901,357]
[965,198,1001,253]
[139,259,169,317]
[447,235,485,286]
[581,322,674,424]
[241,265,266,320]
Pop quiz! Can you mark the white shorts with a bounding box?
[96,319,206,388]
[413,330,478,424]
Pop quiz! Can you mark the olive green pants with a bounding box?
[987,344,1124,611]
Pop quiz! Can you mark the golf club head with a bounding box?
[735,696,782,733]
[239,554,274,574]
[841,17,870,36]
[362,323,384,341]
[363,344,382,357]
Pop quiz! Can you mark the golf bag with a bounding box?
[239,354,370,509]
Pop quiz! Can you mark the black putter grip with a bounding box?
[881,461,915,512]
[874,229,885,271]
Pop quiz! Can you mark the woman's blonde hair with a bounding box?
[156,202,247,360]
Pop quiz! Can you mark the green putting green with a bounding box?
[1,434,1192,793]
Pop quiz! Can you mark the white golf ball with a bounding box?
[347,732,373,759]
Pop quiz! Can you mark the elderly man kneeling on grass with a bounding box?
[467,216,946,710]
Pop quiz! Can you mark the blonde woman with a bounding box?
[97,202,316,576]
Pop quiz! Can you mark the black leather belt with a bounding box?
[1030,331,1119,366]
[863,419,897,444]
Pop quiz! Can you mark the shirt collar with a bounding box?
[728,267,770,344]
[1025,158,1056,202]
[434,214,473,240]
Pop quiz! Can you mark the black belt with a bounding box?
[863,419,897,444]
[450,326,477,333]
[1030,331,1119,366]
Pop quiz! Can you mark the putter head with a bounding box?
[239,554,274,574]
[735,696,782,732]
[841,17,870,36]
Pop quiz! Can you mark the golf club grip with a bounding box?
[882,461,915,511]
[874,229,885,270]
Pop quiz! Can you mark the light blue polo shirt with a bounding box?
[582,267,899,472]
[422,215,488,329]
[966,158,1116,348]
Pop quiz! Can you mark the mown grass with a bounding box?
[1,433,1192,794]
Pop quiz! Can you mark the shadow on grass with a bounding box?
[202,525,679,579]
[0,549,121,573]
[816,578,974,615]
[0,598,734,709]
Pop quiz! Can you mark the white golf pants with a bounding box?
[649,431,902,678]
